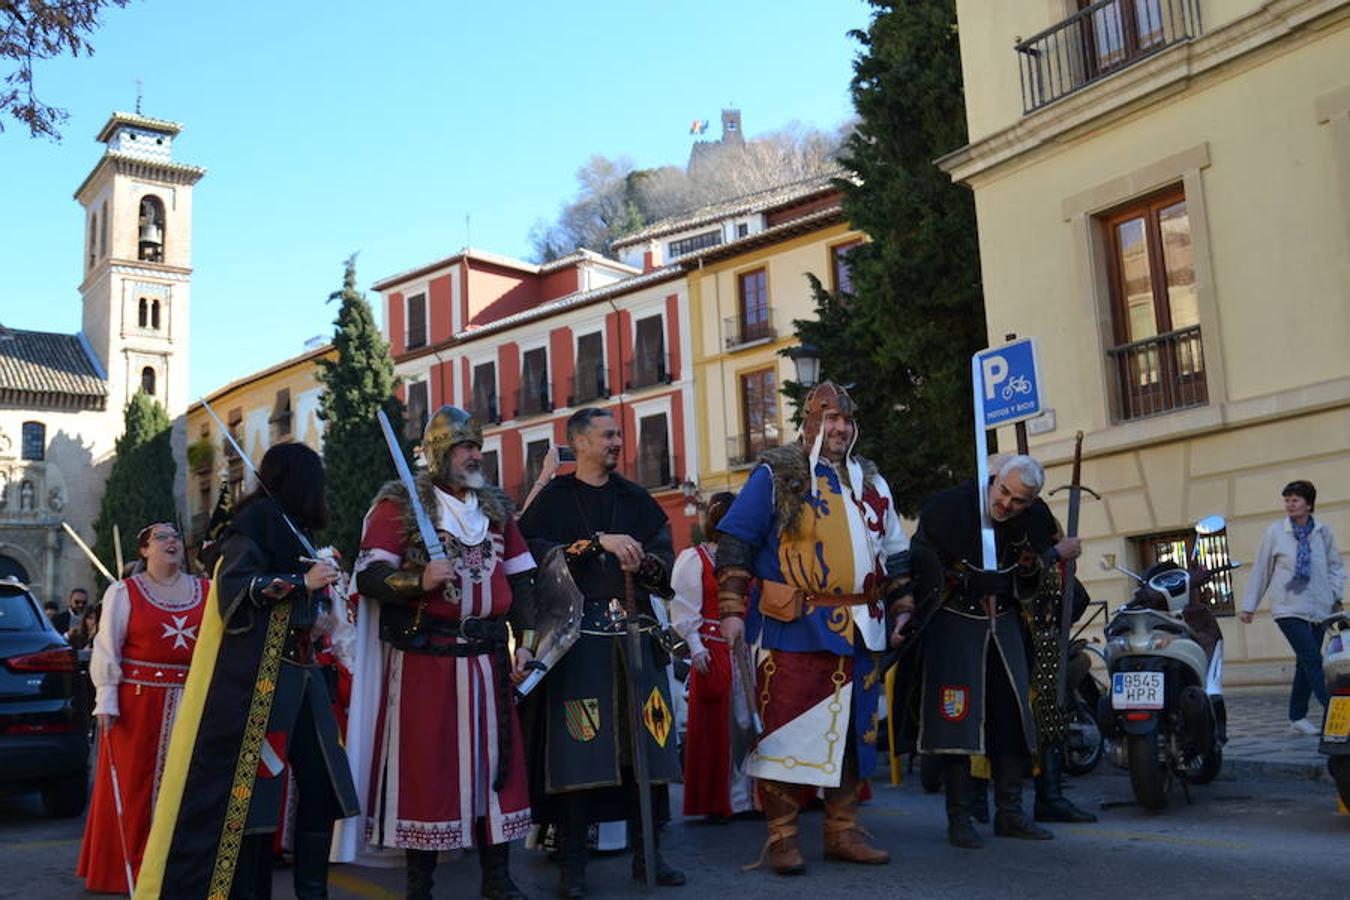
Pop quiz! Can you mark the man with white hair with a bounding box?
[907,454,1081,849]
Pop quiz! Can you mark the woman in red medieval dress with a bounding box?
[671,492,754,821]
[76,523,207,892]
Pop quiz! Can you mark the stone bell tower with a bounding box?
[74,112,205,421]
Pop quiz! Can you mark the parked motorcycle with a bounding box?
[1098,515,1239,811]
[1063,637,1106,776]
[1317,611,1350,809]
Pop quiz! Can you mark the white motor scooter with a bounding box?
[1097,515,1239,811]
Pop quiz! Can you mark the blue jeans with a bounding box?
[1275,617,1329,721]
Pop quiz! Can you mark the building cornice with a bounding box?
[74,152,206,202]
[938,0,1350,185]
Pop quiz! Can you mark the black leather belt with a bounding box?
[390,616,510,655]
[941,591,1019,617]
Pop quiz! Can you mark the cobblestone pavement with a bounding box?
[1222,687,1331,781]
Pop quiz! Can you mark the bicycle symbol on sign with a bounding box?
[1000,375,1032,401]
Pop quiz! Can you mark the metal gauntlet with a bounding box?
[354,561,425,601]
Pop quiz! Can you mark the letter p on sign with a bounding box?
[982,355,1008,401]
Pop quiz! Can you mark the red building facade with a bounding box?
[374,250,700,551]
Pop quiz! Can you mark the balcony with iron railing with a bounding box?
[569,364,610,406]
[514,382,553,419]
[1015,0,1202,114]
[471,399,502,426]
[724,311,777,350]
[625,354,672,392]
[631,452,680,491]
[1105,325,1207,421]
[727,428,783,469]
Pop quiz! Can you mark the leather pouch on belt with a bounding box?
[759,580,804,623]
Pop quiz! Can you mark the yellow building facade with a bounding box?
[943,0,1350,684]
[687,209,864,493]
[183,344,334,540]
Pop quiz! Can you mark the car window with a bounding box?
[0,592,44,631]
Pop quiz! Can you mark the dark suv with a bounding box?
[0,577,89,817]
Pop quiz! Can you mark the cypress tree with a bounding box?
[785,0,984,514]
[316,256,407,562]
[93,391,177,582]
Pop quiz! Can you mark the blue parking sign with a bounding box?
[975,338,1043,428]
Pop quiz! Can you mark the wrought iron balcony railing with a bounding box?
[1105,325,1207,421]
[625,354,672,392]
[570,364,610,406]
[727,428,783,468]
[514,382,553,419]
[1015,0,1202,114]
[724,311,776,349]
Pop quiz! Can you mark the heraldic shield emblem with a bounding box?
[940,684,970,722]
[563,698,601,742]
[642,687,672,748]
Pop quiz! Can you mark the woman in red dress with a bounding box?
[77,523,208,893]
[671,492,754,820]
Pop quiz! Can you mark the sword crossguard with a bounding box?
[1049,483,1101,501]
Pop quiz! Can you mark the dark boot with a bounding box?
[293,829,333,900]
[943,756,983,849]
[405,849,437,900]
[1034,746,1097,823]
[479,840,528,900]
[969,774,990,824]
[993,756,1053,840]
[630,818,686,886]
[230,833,274,900]
[556,810,588,899]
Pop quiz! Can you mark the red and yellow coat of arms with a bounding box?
[940,684,970,722]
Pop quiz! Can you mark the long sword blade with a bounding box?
[375,409,446,562]
[200,398,318,559]
[59,521,115,583]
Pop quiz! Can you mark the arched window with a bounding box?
[151,300,161,330]
[138,195,165,263]
[88,211,98,269]
[141,367,157,395]
[21,422,45,461]
[138,298,149,328]
[100,199,109,257]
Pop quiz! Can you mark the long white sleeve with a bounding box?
[1240,524,1277,615]
[872,474,911,559]
[89,581,131,716]
[669,547,708,658]
[1324,526,1345,604]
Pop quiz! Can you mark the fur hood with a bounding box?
[370,475,511,566]
[758,443,879,536]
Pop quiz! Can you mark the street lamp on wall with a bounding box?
[786,342,822,389]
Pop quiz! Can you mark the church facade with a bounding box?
[0,111,202,602]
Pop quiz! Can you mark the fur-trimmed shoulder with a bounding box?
[368,475,509,562]
[753,445,880,536]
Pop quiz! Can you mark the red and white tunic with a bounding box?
[358,487,535,850]
[670,543,753,816]
[77,574,207,892]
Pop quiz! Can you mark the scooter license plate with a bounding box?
[1111,671,1165,710]
[1323,696,1350,742]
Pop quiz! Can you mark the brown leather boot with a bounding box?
[757,781,806,875]
[823,779,889,865]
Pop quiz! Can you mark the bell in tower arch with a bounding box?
[138,195,165,263]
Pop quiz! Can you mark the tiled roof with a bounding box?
[676,205,848,267]
[610,169,849,250]
[0,326,107,410]
[96,111,183,143]
[372,246,639,293]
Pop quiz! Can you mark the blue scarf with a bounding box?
[1286,516,1315,593]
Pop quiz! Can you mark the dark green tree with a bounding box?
[93,390,176,582]
[316,256,407,562]
[784,0,984,514]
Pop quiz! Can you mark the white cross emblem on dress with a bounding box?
[161,614,198,650]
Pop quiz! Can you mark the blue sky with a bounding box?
[0,0,871,397]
